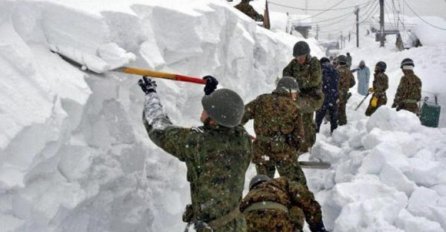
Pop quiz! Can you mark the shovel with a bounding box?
[50,44,206,85]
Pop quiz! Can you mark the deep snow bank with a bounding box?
[309,105,446,231]
[0,0,313,231]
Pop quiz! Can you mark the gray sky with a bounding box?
[267,0,446,39]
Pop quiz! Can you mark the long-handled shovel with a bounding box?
[355,92,370,111]
[50,45,206,85]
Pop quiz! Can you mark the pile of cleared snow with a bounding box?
[309,106,446,231]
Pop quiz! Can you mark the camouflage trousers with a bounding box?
[301,112,316,153]
[397,102,419,115]
[194,216,247,232]
[365,94,387,116]
[255,159,307,187]
[338,92,348,125]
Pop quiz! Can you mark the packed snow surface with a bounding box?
[0,0,445,232]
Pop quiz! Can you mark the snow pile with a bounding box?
[309,107,446,231]
[1,0,446,232]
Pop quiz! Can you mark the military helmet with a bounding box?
[375,61,387,72]
[337,55,347,64]
[359,60,365,66]
[276,76,300,93]
[320,57,330,64]
[401,58,414,68]
[249,175,271,190]
[293,41,310,57]
[201,89,244,128]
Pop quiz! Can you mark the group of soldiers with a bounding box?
[138,40,422,232]
[316,53,422,133]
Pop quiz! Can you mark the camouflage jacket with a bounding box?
[235,2,264,21]
[393,71,422,106]
[372,72,388,97]
[143,92,252,223]
[283,56,324,113]
[241,91,304,151]
[239,177,324,230]
[336,65,355,95]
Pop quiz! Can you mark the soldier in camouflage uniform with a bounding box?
[240,175,327,232]
[365,61,389,116]
[235,0,264,22]
[139,76,252,232]
[336,55,355,125]
[241,77,306,186]
[392,58,422,114]
[283,41,324,153]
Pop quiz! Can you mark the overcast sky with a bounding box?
[267,0,446,39]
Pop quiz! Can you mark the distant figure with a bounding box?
[336,55,355,125]
[235,0,264,22]
[315,57,339,134]
[365,61,388,116]
[346,52,352,68]
[392,58,422,114]
[353,60,370,96]
[240,175,327,232]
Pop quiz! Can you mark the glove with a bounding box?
[368,87,374,93]
[203,75,218,95]
[310,221,328,232]
[391,103,397,108]
[138,76,157,94]
[371,96,378,107]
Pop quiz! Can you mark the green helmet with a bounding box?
[293,41,310,56]
[249,175,271,190]
[201,89,244,128]
[337,55,347,64]
[276,76,300,93]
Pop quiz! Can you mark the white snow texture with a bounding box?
[0,0,446,232]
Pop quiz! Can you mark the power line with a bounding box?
[358,1,379,24]
[404,0,446,30]
[268,0,371,12]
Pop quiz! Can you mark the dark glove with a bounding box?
[138,76,157,94]
[203,75,218,95]
[310,221,328,232]
[391,103,397,108]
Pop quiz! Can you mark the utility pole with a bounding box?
[379,0,385,47]
[316,24,319,40]
[305,0,308,14]
[355,6,359,47]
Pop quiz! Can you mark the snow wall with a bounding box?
[0,0,323,231]
[1,0,446,232]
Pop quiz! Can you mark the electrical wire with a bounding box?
[268,0,371,12]
[358,1,379,24]
[404,0,446,30]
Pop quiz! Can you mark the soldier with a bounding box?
[346,52,352,69]
[336,55,355,125]
[241,77,307,186]
[240,175,327,232]
[139,76,252,232]
[234,0,264,22]
[392,58,422,114]
[365,61,389,116]
[283,41,324,153]
[315,57,339,134]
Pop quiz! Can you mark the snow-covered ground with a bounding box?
[0,0,445,232]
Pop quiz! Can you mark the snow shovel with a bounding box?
[50,45,206,85]
[355,92,370,111]
[298,161,331,169]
